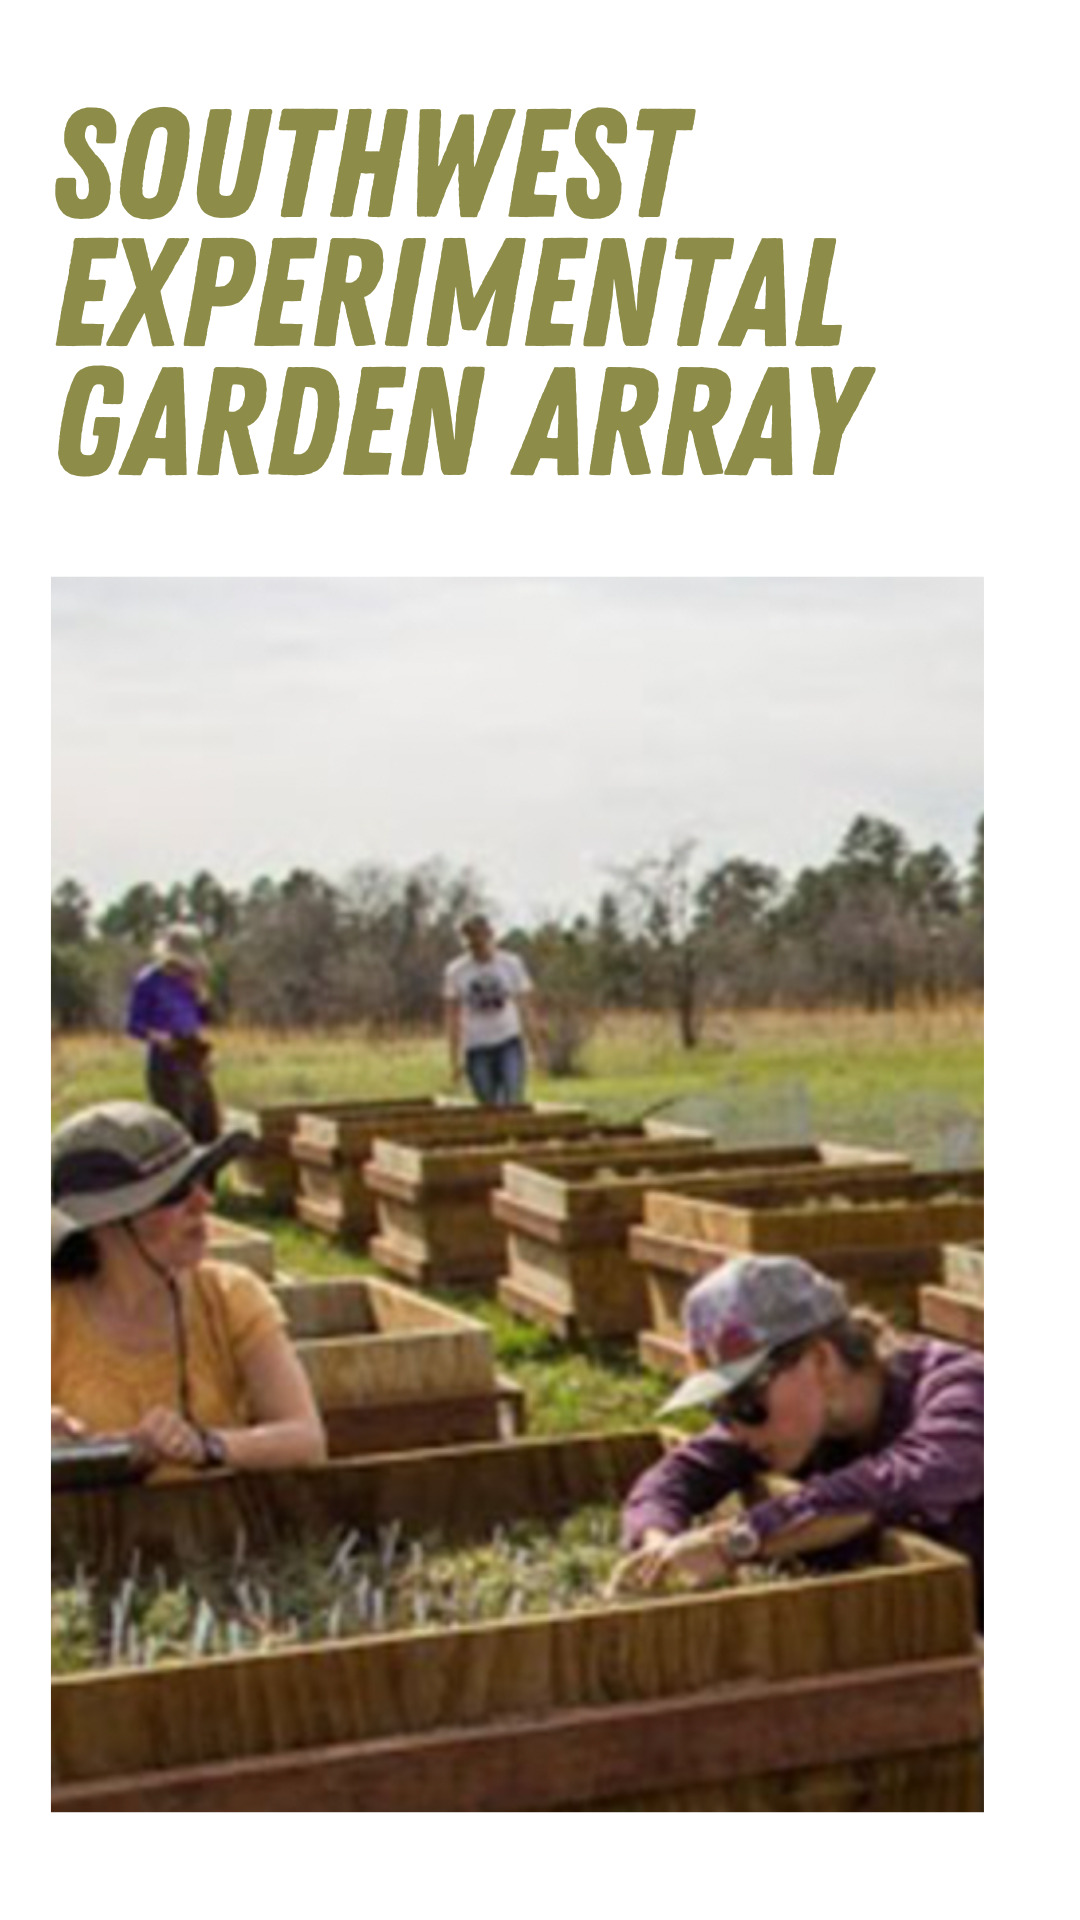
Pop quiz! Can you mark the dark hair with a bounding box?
[51,1231,101,1282]
[821,1307,902,1368]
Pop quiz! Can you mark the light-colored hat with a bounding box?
[51,1101,251,1255]
[153,923,206,969]
[659,1255,850,1416]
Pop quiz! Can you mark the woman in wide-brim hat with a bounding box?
[51,1101,327,1475]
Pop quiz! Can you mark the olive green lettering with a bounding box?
[184,241,257,346]
[590,367,659,474]
[119,109,189,218]
[567,109,626,218]
[197,109,272,217]
[256,240,317,346]
[344,368,406,473]
[269,369,340,474]
[511,367,579,474]
[56,240,118,346]
[428,239,525,346]
[331,109,408,217]
[314,241,383,347]
[584,238,666,347]
[675,238,734,346]
[417,110,516,216]
[811,365,874,473]
[402,367,484,474]
[197,368,266,474]
[107,238,188,347]
[635,109,695,216]
[726,366,792,474]
[526,239,587,346]
[56,110,115,218]
[119,366,188,474]
[278,109,338,216]
[57,365,122,474]
[662,368,732,474]
[510,110,571,217]
[720,239,786,347]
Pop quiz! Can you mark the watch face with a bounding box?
[726,1518,760,1562]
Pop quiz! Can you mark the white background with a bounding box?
[15,0,1069,1889]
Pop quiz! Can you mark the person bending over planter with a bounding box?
[613,1255,983,1624]
[51,1102,327,1476]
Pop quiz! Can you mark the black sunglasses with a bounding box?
[716,1340,810,1427]
[156,1168,214,1209]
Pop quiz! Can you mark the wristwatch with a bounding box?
[199,1428,229,1471]
[722,1515,761,1564]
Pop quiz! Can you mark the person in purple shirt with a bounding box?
[126,924,220,1144]
[614,1254,983,1626]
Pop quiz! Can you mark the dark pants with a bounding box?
[464,1037,526,1107]
[148,1048,221,1143]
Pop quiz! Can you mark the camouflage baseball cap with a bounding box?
[659,1254,850,1416]
[51,1101,252,1255]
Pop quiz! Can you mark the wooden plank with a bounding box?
[52,1656,982,1812]
[595,1741,983,1812]
[52,1431,666,1572]
[919,1286,985,1350]
[942,1243,985,1299]
[637,1328,690,1379]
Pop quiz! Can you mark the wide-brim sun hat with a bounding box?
[658,1254,850,1417]
[152,923,206,969]
[51,1100,253,1256]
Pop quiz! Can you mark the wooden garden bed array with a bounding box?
[365,1123,714,1292]
[633,1170,984,1377]
[51,1430,982,1812]
[295,1102,590,1248]
[230,1098,452,1213]
[493,1141,910,1340]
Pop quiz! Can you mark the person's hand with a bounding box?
[129,1406,210,1468]
[149,1030,177,1052]
[52,1406,88,1443]
[607,1526,732,1597]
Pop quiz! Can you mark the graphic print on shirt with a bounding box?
[465,968,510,1016]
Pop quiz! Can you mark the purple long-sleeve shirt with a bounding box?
[624,1338,983,1619]
[126,966,208,1049]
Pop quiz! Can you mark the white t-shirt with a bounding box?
[443,949,533,1050]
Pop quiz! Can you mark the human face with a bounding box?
[130,1173,213,1270]
[462,919,495,961]
[718,1342,830,1472]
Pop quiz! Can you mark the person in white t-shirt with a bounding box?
[443,915,540,1106]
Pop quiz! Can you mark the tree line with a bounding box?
[52,814,983,1065]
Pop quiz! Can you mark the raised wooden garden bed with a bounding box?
[919,1243,985,1350]
[364,1123,712,1292]
[205,1214,277,1281]
[51,1430,981,1812]
[275,1274,524,1452]
[231,1099,448,1213]
[634,1171,984,1374]
[493,1142,910,1340]
[296,1102,589,1248]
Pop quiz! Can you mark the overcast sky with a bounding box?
[52,577,982,921]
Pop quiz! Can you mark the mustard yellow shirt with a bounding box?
[51,1258,287,1437]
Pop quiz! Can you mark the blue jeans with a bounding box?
[465,1037,526,1106]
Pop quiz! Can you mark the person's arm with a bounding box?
[620,1427,756,1548]
[212,1326,327,1470]
[444,995,464,1081]
[128,1334,327,1472]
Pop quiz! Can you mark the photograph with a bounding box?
[51,574,984,1811]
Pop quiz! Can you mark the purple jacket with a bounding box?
[624,1338,983,1619]
[126,965,208,1050]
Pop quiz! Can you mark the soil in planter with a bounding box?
[52,1506,814,1674]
